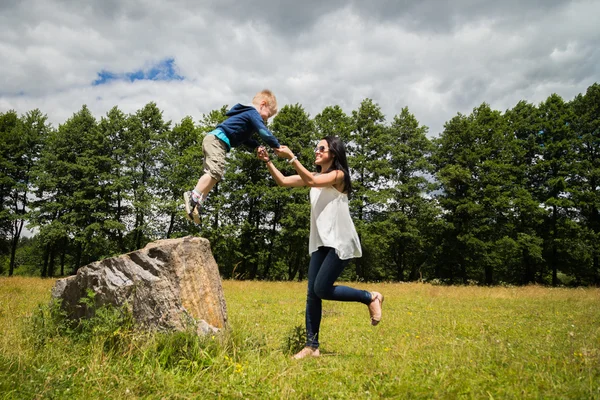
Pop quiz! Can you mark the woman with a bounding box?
[258,136,384,359]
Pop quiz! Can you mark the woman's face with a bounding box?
[314,139,332,166]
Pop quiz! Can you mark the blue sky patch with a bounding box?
[93,58,184,85]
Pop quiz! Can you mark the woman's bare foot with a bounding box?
[369,291,384,326]
[292,347,321,359]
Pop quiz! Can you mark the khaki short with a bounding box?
[203,134,228,181]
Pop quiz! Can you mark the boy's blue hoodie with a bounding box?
[215,104,281,151]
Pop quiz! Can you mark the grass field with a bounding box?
[1,277,599,399]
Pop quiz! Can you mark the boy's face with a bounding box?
[258,100,274,122]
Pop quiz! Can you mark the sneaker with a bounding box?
[368,292,384,326]
[183,191,201,224]
[292,347,320,360]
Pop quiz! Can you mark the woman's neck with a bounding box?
[320,161,333,172]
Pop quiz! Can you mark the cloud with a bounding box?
[1,0,599,137]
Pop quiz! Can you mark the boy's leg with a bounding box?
[183,191,202,224]
[183,134,227,223]
[184,174,218,223]
[194,174,218,197]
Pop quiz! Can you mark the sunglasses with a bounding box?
[314,145,329,153]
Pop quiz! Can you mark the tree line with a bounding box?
[1,83,599,285]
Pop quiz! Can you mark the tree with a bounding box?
[387,107,436,281]
[468,104,520,284]
[504,101,546,284]
[0,110,21,268]
[347,99,392,280]
[433,104,517,284]
[314,105,352,143]
[0,110,49,275]
[98,106,132,254]
[31,105,107,275]
[7,85,600,285]
[535,94,578,285]
[571,83,600,284]
[125,103,170,250]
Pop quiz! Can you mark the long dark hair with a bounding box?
[315,136,352,195]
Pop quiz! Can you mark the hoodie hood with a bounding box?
[226,104,256,116]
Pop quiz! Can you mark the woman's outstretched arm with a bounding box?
[258,146,305,188]
[274,146,343,188]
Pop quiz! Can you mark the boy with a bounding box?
[184,89,282,223]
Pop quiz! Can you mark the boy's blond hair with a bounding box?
[252,89,278,116]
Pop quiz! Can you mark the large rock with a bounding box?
[51,236,228,335]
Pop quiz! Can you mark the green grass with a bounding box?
[1,277,599,399]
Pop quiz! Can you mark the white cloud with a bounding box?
[1,0,599,136]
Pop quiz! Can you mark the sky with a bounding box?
[1,0,599,137]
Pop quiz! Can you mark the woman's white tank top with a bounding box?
[309,186,362,260]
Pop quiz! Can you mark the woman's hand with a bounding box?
[274,145,294,160]
[259,145,307,188]
[257,146,270,162]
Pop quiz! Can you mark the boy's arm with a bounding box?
[251,113,280,149]
[257,127,280,148]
